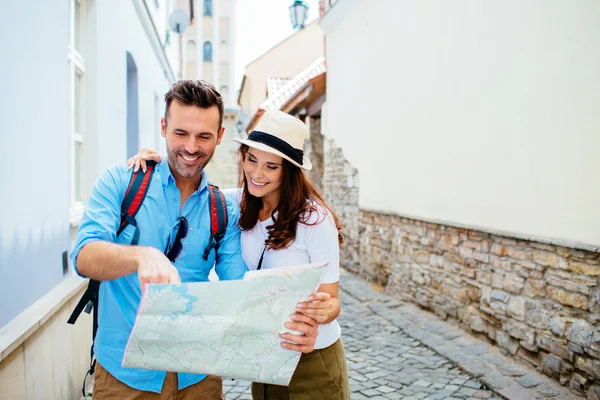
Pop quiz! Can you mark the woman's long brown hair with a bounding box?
[237,145,343,250]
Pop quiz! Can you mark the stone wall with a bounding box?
[306,116,324,192]
[363,211,600,396]
[320,139,600,397]
[322,139,360,273]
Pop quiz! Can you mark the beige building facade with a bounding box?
[181,0,237,107]
[238,21,324,130]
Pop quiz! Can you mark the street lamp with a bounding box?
[289,0,309,30]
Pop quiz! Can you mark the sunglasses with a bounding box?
[165,216,189,262]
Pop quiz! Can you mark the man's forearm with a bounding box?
[76,241,143,281]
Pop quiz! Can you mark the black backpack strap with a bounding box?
[202,184,228,261]
[67,162,157,395]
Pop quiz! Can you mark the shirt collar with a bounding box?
[158,158,208,193]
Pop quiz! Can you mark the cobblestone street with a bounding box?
[224,269,582,400]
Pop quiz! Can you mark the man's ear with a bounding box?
[161,117,167,138]
[216,126,225,145]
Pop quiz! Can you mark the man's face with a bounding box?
[161,100,224,180]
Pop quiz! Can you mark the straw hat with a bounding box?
[233,110,312,170]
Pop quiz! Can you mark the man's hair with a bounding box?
[164,80,224,128]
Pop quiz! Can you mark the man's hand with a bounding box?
[137,247,181,291]
[279,313,319,353]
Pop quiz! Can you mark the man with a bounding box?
[72,80,318,399]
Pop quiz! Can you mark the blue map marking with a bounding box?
[163,284,199,320]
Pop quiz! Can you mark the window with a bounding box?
[187,40,196,62]
[203,41,213,62]
[204,0,212,16]
[69,0,86,224]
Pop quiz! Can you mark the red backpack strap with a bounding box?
[117,161,157,245]
[67,161,157,395]
[202,184,228,261]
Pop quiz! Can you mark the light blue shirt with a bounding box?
[71,159,247,393]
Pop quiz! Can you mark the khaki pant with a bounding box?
[92,363,224,400]
[251,339,349,400]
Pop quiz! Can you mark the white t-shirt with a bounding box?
[223,188,341,349]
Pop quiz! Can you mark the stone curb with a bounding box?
[339,269,583,400]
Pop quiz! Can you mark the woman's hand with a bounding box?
[127,148,163,172]
[279,313,318,353]
[296,292,335,324]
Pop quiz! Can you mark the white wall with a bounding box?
[0,0,176,328]
[0,0,72,327]
[90,0,175,181]
[321,0,600,248]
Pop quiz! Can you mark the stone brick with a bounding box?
[536,336,573,361]
[522,279,546,298]
[470,315,487,333]
[491,273,505,289]
[533,250,562,268]
[464,241,482,251]
[490,290,508,303]
[506,296,526,320]
[568,343,584,354]
[565,319,594,347]
[505,320,535,347]
[506,247,529,260]
[540,353,562,378]
[496,331,519,355]
[568,373,588,394]
[575,356,600,380]
[490,244,506,256]
[547,274,590,295]
[569,260,600,276]
[548,317,568,337]
[588,385,600,400]
[473,251,490,263]
[502,274,524,294]
[547,286,588,310]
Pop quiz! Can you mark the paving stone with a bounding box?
[383,393,403,400]
[362,388,382,397]
[464,379,483,389]
[498,385,534,400]
[377,386,396,394]
[413,380,432,387]
[513,374,544,389]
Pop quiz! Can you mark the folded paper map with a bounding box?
[122,261,328,385]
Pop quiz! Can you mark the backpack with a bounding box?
[67,161,228,396]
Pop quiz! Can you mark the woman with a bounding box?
[130,110,350,400]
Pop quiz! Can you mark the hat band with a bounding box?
[247,131,304,165]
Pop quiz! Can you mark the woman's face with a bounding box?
[243,148,284,203]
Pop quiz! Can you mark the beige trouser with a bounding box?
[92,363,224,400]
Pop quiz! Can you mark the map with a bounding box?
[122,261,328,385]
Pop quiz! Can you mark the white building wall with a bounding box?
[0,0,72,327]
[92,0,175,175]
[0,0,177,328]
[321,0,600,248]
